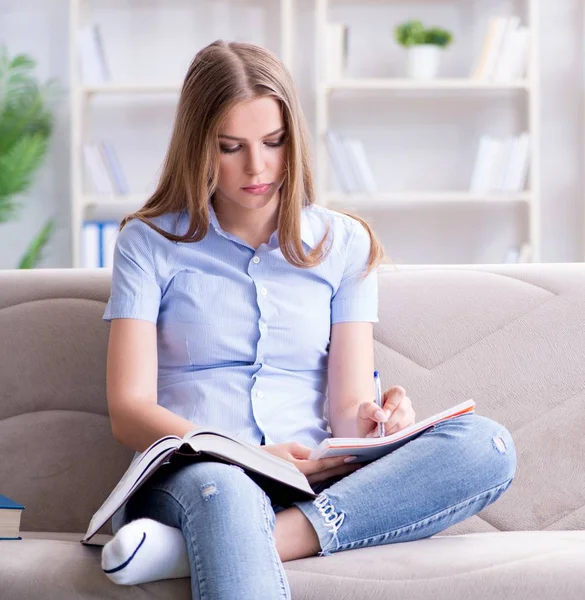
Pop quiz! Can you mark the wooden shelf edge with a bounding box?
[323,78,531,92]
[80,84,182,94]
[327,192,532,206]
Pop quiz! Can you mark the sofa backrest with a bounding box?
[1,264,584,535]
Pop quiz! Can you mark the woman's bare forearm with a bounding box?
[329,405,361,438]
[110,401,200,453]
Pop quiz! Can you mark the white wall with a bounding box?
[0,0,583,268]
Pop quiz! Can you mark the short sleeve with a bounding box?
[331,220,378,324]
[103,220,162,324]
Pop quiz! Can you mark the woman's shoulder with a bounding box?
[303,203,366,241]
[115,212,184,269]
[119,212,183,242]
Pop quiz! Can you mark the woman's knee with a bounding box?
[156,460,259,501]
[124,461,262,529]
[455,413,517,486]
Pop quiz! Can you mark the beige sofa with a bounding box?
[1,263,584,599]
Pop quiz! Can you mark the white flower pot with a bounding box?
[406,45,441,80]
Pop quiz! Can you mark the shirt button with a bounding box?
[260,287,268,296]
[252,256,260,264]
[257,390,265,399]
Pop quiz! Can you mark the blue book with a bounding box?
[99,141,129,195]
[0,493,25,540]
[82,220,120,268]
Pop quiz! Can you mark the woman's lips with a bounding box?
[242,183,272,194]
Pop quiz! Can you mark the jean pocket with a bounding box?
[172,270,227,323]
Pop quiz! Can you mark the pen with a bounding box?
[373,370,385,438]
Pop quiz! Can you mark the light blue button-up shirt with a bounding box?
[103,201,378,448]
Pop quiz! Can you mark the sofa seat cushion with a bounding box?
[1,531,584,600]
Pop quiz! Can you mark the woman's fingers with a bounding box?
[362,400,416,437]
[288,441,313,460]
[385,397,415,434]
[390,412,416,433]
[307,462,362,484]
[294,455,354,476]
[358,400,389,423]
[382,386,407,415]
[309,455,353,473]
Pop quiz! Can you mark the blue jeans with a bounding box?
[113,413,516,600]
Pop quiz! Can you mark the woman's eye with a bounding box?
[219,136,285,154]
[220,145,240,154]
[265,136,286,148]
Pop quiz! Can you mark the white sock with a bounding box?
[102,518,189,585]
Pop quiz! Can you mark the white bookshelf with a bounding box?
[68,0,540,267]
[68,0,294,267]
[81,83,183,95]
[325,78,531,91]
[328,191,532,205]
[314,0,541,264]
[82,196,147,221]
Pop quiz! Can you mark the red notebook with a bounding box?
[309,399,476,462]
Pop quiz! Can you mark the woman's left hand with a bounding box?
[357,386,416,438]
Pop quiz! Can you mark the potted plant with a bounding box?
[395,20,453,80]
[0,46,60,268]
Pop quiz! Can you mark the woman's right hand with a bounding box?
[261,441,362,484]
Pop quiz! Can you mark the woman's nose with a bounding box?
[245,146,266,176]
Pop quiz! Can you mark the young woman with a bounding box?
[100,41,516,599]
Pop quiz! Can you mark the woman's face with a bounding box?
[215,96,287,210]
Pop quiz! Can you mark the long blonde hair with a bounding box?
[120,41,385,275]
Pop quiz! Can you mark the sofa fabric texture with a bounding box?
[1,264,584,599]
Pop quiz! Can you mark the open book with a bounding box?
[82,427,317,544]
[309,400,476,462]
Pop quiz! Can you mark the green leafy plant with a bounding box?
[0,45,60,268]
[395,20,453,49]
[17,219,56,269]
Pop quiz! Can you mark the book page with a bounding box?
[82,440,178,542]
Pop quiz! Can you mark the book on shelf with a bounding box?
[502,133,530,192]
[518,242,532,263]
[325,130,377,195]
[77,24,110,85]
[99,141,129,195]
[82,220,120,269]
[309,400,476,462]
[469,136,500,193]
[0,493,24,541]
[82,426,317,544]
[345,138,378,194]
[505,27,529,81]
[492,19,530,82]
[324,23,348,82]
[503,242,532,263]
[83,143,114,195]
[490,136,516,191]
[503,246,520,263]
[471,16,529,81]
[83,141,128,195]
[325,131,355,194]
[469,133,530,194]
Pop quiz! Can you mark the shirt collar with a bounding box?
[207,199,316,249]
[207,200,222,234]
